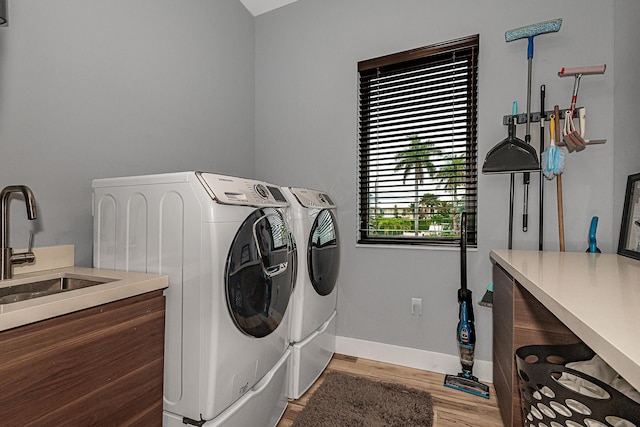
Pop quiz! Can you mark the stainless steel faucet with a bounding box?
[1,185,37,280]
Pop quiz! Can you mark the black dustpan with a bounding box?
[482,117,540,174]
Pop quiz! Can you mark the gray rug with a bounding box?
[291,371,433,427]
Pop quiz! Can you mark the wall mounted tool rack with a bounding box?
[502,110,606,146]
[502,109,575,125]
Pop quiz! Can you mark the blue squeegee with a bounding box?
[505,19,562,42]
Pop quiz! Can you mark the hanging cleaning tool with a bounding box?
[554,106,565,252]
[541,114,565,180]
[510,101,518,250]
[482,102,538,174]
[444,212,490,399]
[563,109,583,151]
[558,65,607,151]
[483,103,531,249]
[578,107,587,139]
[586,216,602,253]
[539,85,546,250]
[505,18,562,233]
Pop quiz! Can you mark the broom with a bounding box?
[554,106,566,252]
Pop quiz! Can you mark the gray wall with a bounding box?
[0,0,255,266]
[254,0,630,362]
[614,1,640,234]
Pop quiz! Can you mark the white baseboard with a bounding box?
[335,336,492,383]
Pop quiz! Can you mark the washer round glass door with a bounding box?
[226,207,296,338]
[308,209,340,296]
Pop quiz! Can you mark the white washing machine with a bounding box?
[92,172,297,427]
[281,187,340,399]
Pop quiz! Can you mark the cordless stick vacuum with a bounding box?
[443,212,490,399]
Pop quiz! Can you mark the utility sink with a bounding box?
[0,275,115,305]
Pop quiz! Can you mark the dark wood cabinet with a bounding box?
[0,290,165,426]
[492,264,578,427]
[492,263,515,426]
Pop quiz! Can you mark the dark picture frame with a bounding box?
[618,173,640,260]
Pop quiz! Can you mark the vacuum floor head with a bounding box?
[444,373,490,399]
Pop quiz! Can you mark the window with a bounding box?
[358,35,478,247]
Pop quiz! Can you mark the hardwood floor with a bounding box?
[278,354,504,427]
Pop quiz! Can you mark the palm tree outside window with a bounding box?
[358,35,478,246]
[394,137,440,236]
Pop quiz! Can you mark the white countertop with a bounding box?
[0,266,168,332]
[490,249,640,392]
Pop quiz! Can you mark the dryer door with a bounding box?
[308,209,340,296]
[226,207,297,338]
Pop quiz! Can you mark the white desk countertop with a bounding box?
[490,249,640,392]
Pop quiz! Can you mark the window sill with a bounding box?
[354,243,478,252]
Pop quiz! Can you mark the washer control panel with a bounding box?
[288,187,335,208]
[197,172,289,207]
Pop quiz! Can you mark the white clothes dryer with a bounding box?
[281,187,340,399]
[93,172,297,427]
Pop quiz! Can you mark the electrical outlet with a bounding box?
[411,298,422,316]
